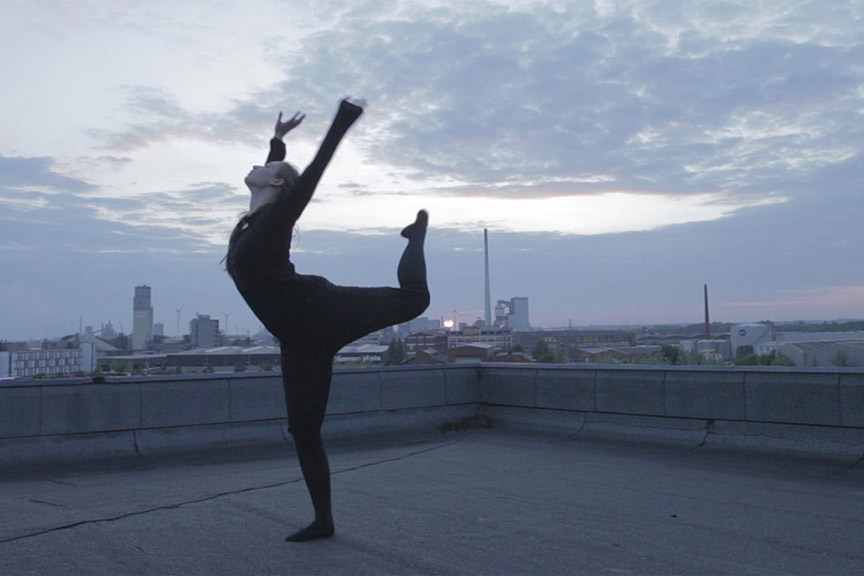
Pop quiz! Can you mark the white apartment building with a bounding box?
[0,343,96,379]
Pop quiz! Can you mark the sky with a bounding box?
[1,0,863,340]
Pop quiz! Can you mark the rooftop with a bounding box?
[2,364,863,575]
[3,423,863,575]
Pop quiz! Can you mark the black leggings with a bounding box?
[229,101,429,531]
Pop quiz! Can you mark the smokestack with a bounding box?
[484,229,492,326]
[704,284,711,339]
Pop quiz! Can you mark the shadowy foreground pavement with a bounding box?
[2,424,863,575]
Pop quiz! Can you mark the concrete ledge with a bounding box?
[483,367,537,406]
[228,375,285,421]
[536,367,596,411]
[43,382,141,435]
[2,365,864,467]
[444,366,481,405]
[664,370,746,420]
[0,405,480,472]
[142,378,231,427]
[705,420,864,460]
[483,405,864,461]
[0,386,40,438]
[596,368,666,415]
[839,373,864,427]
[744,371,841,426]
[0,430,140,470]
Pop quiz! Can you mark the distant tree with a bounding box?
[533,340,563,363]
[769,351,796,366]
[831,350,849,367]
[735,345,759,366]
[661,345,680,365]
[234,362,247,373]
[757,350,796,366]
[385,338,405,365]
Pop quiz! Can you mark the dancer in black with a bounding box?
[226,98,429,542]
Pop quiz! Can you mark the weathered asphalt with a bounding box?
[2,424,863,575]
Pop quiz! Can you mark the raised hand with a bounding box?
[274,111,305,140]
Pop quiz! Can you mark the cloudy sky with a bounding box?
[2,0,863,340]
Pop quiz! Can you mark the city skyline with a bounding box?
[2,1,863,339]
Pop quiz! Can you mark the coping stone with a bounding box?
[380,369,446,410]
[535,368,596,411]
[328,371,381,415]
[839,373,864,428]
[484,367,537,407]
[595,369,665,416]
[444,367,481,405]
[0,386,41,438]
[665,370,746,420]
[141,378,230,428]
[744,372,840,426]
[41,383,141,435]
[229,375,285,421]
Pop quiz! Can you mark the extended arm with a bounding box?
[274,99,363,224]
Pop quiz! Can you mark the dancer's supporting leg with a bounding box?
[281,346,336,542]
[282,210,429,542]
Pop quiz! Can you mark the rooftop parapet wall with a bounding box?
[478,364,864,457]
[1,364,863,467]
[478,364,864,428]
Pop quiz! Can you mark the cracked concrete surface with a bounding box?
[2,427,864,575]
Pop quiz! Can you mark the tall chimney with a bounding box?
[704,284,711,339]
[484,229,492,326]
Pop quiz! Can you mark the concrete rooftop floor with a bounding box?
[2,422,863,576]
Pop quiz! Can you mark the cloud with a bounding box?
[3,0,864,338]
[86,86,279,152]
[0,155,96,193]
[252,0,864,205]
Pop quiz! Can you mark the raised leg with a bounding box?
[398,209,428,290]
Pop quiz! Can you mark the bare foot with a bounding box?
[339,97,364,119]
[401,209,429,240]
[285,519,335,542]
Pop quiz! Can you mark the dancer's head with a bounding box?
[245,161,299,212]
[246,161,299,191]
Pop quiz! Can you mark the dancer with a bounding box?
[226,98,430,542]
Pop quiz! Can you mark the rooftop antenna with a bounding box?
[704,284,711,339]
[484,229,492,327]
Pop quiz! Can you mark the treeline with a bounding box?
[776,320,864,333]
